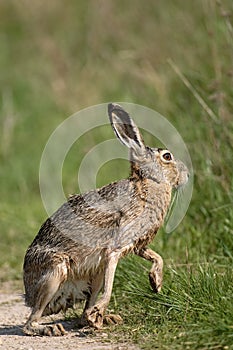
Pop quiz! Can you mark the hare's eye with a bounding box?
[162,152,172,161]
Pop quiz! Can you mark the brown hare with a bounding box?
[23,103,189,336]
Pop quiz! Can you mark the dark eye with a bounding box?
[162,152,172,161]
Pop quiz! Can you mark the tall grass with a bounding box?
[112,259,233,349]
[0,0,232,348]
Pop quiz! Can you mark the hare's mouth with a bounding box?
[175,171,189,189]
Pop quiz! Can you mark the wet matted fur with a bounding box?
[23,103,189,336]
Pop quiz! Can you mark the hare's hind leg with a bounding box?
[136,248,163,293]
[83,252,122,329]
[23,266,67,336]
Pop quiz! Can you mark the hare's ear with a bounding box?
[108,103,145,151]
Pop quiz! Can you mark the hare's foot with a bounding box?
[104,313,123,326]
[84,304,105,329]
[83,306,123,329]
[23,321,67,336]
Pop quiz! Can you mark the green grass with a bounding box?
[0,0,233,348]
[111,258,233,349]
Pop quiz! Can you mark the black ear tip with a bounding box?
[108,103,114,114]
[108,103,123,115]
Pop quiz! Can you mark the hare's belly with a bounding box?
[43,279,89,316]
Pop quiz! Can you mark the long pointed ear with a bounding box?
[108,103,145,152]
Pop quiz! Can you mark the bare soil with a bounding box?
[0,281,139,350]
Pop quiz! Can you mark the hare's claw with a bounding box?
[104,313,123,326]
[23,322,67,336]
[85,305,104,329]
[83,308,123,329]
[42,323,67,336]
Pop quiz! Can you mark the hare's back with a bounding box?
[30,177,164,254]
[46,179,134,249]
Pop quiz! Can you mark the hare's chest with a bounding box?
[144,184,172,225]
[118,187,171,254]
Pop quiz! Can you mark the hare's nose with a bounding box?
[185,171,190,184]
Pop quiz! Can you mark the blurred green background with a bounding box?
[0,0,232,349]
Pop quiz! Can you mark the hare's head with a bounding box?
[108,103,189,189]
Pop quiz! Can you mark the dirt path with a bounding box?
[0,282,139,350]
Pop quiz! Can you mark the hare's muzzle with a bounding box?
[176,161,190,188]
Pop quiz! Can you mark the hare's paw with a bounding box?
[84,308,123,329]
[23,322,67,336]
[149,271,162,293]
[41,323,67,336]
[104,313,123,326]
[84,305,105,329]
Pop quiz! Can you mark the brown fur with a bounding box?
[23,103,189,335]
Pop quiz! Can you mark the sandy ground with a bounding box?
[0,282,139,350]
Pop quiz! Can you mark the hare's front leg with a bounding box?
[136,248,163,293]
[84,252,121,329]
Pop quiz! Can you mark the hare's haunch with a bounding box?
[23,103,189,336]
